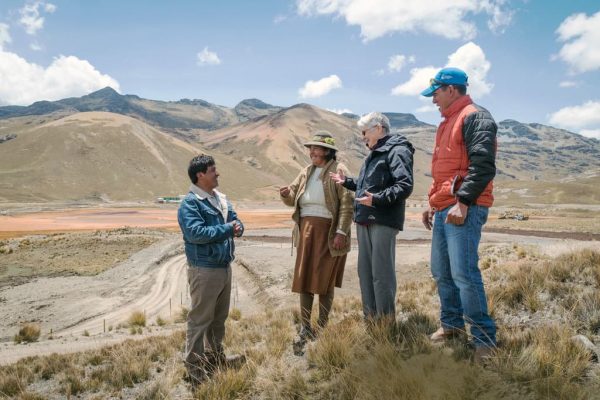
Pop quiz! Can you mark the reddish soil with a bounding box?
[0,208,294,239]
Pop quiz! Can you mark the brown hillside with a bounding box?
[0,112,279,202]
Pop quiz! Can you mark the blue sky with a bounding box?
[0,1,599,137]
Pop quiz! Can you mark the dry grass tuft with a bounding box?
[128,310,147,327]
[14,323,41,344]
[229,307,242,321]
[175,306,189,323]
[570,291,600,335]
[3,249,600,398]
[194,363,256,399]
[308,316,367,378]
[14,392,47,400]
[493,325,594,399]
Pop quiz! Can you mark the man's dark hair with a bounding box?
[323,149,337,162]
[454,84,467,95]
[188,154,215,184]
[441,84,467,95]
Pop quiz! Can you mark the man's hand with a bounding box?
[332,233,346,250]
[445,202,468,225]
[329,170,346,185]
[422,208,434,230]
[279,186,291,198]
[356,191,374,207]
[232,220,243,237]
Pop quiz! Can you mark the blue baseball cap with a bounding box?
[420,67,469,97]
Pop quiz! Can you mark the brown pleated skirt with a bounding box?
[292,216,347,295]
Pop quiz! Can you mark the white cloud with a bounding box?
[273,14,288,24]
[388,54,414,72]
[0,23,11,49]
[44,3,56,13]
[0,50,120,105]
[327,108,353,115]
[559,80,579,88]
[391,42,493,98]
[391,66,438,96]
[579,129,600,139]
[555,11,600,74]
[299,74,342,98]
[30,42,42,51]
[548,101,600,134]
[19,1,56,35]
[296,0,514,41]
[484,0,514,34]
[196,47,221,66]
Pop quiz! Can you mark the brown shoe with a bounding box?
[224,354,246,369]
[204,351,246,373]
[430,327,466,343]
[474,346,495,364]
[185,364,207,388]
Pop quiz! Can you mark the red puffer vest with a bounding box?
[428,95,494,210]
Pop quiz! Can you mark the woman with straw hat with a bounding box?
[279,130,354,352]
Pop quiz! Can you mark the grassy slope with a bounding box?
[2,249,600,399]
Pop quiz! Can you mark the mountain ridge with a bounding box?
[1,89,599,204]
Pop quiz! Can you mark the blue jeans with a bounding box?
[431,205,496,347]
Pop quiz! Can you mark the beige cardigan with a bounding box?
[280,159,354,256]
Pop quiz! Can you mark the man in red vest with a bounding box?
[420,67,497,363]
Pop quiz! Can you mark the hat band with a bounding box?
[310,136,335,146]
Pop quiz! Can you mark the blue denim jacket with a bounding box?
[177,191,244,268]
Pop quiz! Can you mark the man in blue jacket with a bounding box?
[178,154,244,385]
[331,112,414,320]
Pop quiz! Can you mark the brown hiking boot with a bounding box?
[204,351,246,374]
[430,327,466,343]
[224,354,246,369]
[185,363,207,389]
[474,346,495,365]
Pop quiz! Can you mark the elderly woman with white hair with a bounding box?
[331,112,414,321]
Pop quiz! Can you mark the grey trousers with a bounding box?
[185,265,231,365]
[356,224,399,318]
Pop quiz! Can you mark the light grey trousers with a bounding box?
[185,265,231,365]
[356,224,399,318]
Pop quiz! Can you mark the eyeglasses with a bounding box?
[361,126,376,136]
[430,78,443,86]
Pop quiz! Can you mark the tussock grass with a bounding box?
[308,316,367,378]
[571,291,600,335]
[492,325,595,399]
[14,392,47,400]
[59,367,86,396]
[175,306,189,323]
[2,249,600,399]
[14,323,41,344]
[129,310,147,327]
[229,307,242,321]
[135,359,182,400]
[488,249,600,315]
[194,363,256,399]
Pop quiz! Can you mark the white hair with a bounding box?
[357,112,390,133]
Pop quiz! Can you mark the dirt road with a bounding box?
[2,207,600,366]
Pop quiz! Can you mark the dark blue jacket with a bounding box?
[177,191,244,268]
[343,134,414,230]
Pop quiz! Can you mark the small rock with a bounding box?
[571,334,599,362]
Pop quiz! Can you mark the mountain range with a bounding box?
[0,87,599,204]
